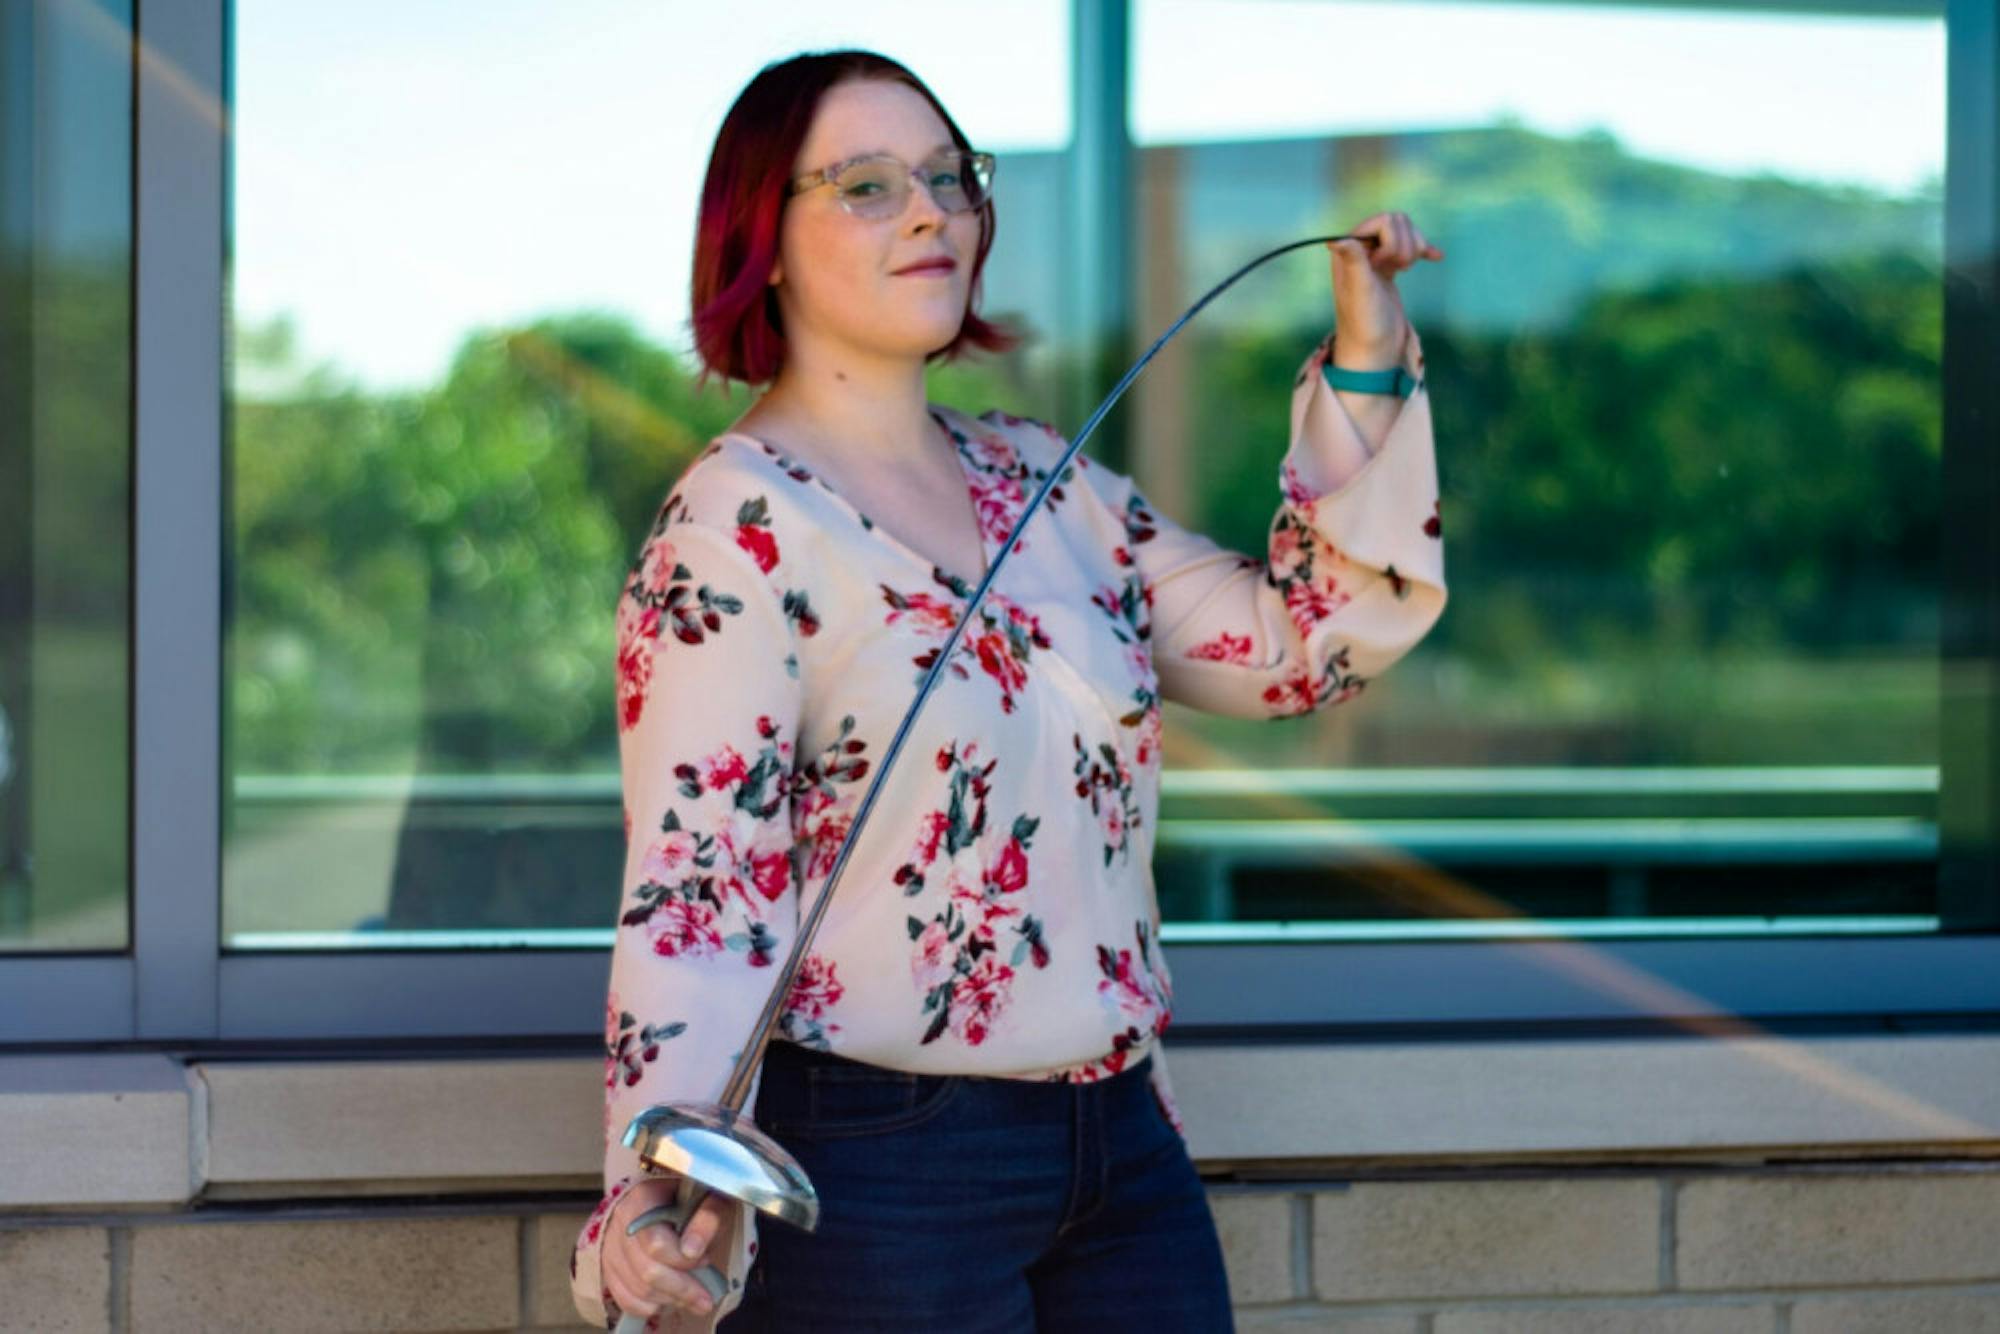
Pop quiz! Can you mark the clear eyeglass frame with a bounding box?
[786,149,996,220]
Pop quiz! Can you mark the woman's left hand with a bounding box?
[1326,211,1443,361]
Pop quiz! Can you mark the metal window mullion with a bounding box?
[1063,0,1133,473]
[132,0,225,1039]
[1941,0,2000,931]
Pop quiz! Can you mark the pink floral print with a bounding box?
[779,952,845,1048]
[897,740,1051,1046]
[884,582,1052,714]
[573,323,1445,1331]
[1072,730,1141,867]
[618,714,798,969]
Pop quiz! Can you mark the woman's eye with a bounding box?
[844,182,881,196]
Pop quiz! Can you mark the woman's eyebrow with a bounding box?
[853,140,957,159]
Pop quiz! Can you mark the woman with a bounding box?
[572,47,1446,1333]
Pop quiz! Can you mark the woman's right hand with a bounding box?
[603,1172,733,1322]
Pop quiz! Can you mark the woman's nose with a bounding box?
[903,172,951,223]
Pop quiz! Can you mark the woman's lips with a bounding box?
[894,261,957,277]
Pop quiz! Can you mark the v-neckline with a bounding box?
[721,406,994,596]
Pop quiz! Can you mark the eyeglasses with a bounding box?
[786,149,996,221]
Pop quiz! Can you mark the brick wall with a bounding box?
[7,1166,2000,1332]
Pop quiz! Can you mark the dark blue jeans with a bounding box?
[718,1039,1235,1332]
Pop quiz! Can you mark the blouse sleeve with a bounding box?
[1100,324,1446,719]
[570,511,804,1332]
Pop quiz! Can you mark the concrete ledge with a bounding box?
[199,1058,592,1185]
[0,1055,192,1207]
[3,1035,1999,1208]
[1172,1032,2000,1167]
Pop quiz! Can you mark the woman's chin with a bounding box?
[879,318,966,355]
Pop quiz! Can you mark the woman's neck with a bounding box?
[737,364,948,475]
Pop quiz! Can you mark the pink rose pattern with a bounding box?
[951,411,1087,557]
[577,1174,629,1256]
[1089,566,1160,729]
[1090,919,1175,1079]
[883,578,1051,715]
[614,499,811,981]
[601,991,686,1140]
[1071,730,1140,868]
[616,712,797,970]
[1186,629,1253,664]
[899,739,1049,1046]
[1122,485,1377,719]
[779,951,846,1048]
[1044,918,1175,1087]
[1130,325,1439,721]
[790,712,873,888]
[617,493,814,739]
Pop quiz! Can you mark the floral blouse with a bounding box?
[571,323,1445,1330]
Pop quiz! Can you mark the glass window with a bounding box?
[1130,0,1952,937]
[0,0,135,953]
[224,1,1071,947]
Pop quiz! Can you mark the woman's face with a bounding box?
[768,78,983,368]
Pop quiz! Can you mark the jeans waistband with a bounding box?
[761,1038,1151,1086]
[761,1039,897,1076]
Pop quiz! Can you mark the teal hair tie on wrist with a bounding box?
[1322,361,1420,398]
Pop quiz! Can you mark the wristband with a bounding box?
[1322,360,1421,398]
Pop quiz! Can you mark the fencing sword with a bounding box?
[613,230,1388,1330]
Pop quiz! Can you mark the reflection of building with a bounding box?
[4,0,1997,1329]
[1133,134,1404,521]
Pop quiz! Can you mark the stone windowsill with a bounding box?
[4,1034,1999,1210]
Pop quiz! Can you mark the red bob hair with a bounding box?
[689,49,1024,391]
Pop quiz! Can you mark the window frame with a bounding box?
[0,0,1991,1047]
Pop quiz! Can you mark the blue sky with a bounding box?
[232,0,1944,394]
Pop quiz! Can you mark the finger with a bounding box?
[623,1229,711,1315]
[606,1267,658,1324]
[1329,213,1385,256]
[610,1221,684,1319]
[638,1220,685,1268]
[678,1194,731,1261]
[1369,214,1396,270]
[639,1221,717,1309]
[606,1233,657,1309]
[643,1255,718,1316]
[1416,227,1444,260]
[1327,231,1375,267]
